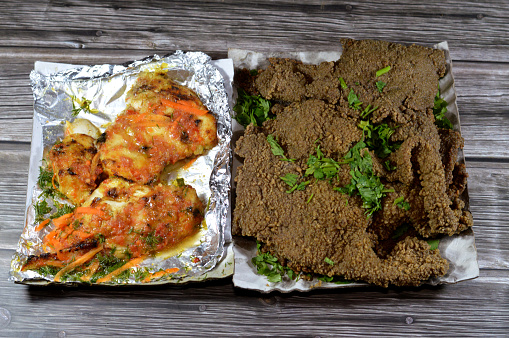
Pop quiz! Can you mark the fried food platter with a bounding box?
[229,41,479,292]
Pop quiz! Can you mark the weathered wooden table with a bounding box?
[1,1,508,336]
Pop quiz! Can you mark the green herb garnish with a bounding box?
[360,104,378,119]
[347,89,363,110]
[233,88,272,127]
[251,242,297,283]
[280,173,298,187]
[376,81,386,93]
[428,239,440,251]
[376,66,391,77]
[394,196,411,211]
[433,91,453,129]
[286,180,311,193]
[267,134,295,162]
[334,141,394,217]
[71,95,99,117]
[358,119,400,159]
[34,200,52,223]
[305,145,345,180]
[339,77,348,89]
[317,275,352,284]
[383,160,397,171]
[324,257,334,266]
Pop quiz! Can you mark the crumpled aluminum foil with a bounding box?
[229,42,479,292]
[10,51,234,285]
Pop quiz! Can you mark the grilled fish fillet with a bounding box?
[48,133,104,205]
[98,70,218,184]
[41,178,204,260]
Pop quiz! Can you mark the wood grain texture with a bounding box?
[0,0,508,336]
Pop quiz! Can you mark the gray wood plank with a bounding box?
[0,247,507,337]
[0,1,507,62]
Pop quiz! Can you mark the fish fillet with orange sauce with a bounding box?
[23,178,204,271]
[48,133,104,205]
[99,69,218,184]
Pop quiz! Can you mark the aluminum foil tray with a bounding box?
[11,52,234,285]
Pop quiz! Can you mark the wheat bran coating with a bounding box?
[233,39,472,287]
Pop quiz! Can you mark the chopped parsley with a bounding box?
[286,180,311,193]
[394,196,411,211]
[251,242,297,283]
[358,119,401,159]
[334,141,394,217]
[384,160,397,171]
[347,89,363,110]
[267,134,295,162]
[433,91,453,129]
[71,95,99,117]
[317,275,352,284]
[280,173,298,187]
[376,80,386,93]
[305,145,347,180]
[428,239,440,251]
[376,66,391,77]
[324,257,334,266]
[233,88,273,127]
[339,77,348,89]
[360,104,378,119]
[280,173,310,193]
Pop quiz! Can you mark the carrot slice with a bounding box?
[81,260,100,282]
[142,267,180,283]
[160,98,209,116]
[75,207,107,219]
[54,245,104,282]
[35,219,51,232]
[96,257,145,283]
[52,213,73,229]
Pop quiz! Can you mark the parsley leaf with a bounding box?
[339,77,348,89]
[347,89,363,110]
[305,145,346,180]
[233,88,273,127]
[280,173,298,187]
[359,119,400,159]
[334,141,393,217]
[433,91,453,129]
[394,196,411,210]
[376,80,386,93]
[251,242,297,283]
[267,134,295,162]
[280,173,310,193]
[316,275,352,284]
[428,239,440,251]
[324,257,334,266]
[286,180,310,193]
[376,66,391,77]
